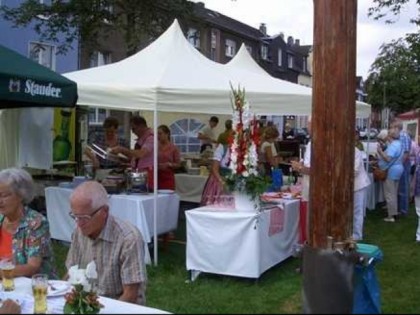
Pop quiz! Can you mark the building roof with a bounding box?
[193,2,265,40]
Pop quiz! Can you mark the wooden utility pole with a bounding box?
[310,0,357,248]
[302,1,358,313]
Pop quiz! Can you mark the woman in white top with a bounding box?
[353,145,371,240]
[200,143,231,206]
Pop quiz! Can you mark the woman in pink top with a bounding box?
[157,125,181,190]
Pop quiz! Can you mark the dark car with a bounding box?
[295,128,310,144]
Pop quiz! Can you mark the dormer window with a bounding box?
[225,39,236,57]
[288,54,294,69]
[245,45,252,55]
[261,44,268,60]
[187,28,200,49]
[278,48,282,66]
[89,51,112,68]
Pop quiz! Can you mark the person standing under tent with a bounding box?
[217,119,234,146]
[111,115,154,190]
[198,116,219,153]
[200,143,231,206]
[157,125,181,190]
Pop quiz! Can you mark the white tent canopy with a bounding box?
[226,43,371,118]
[64,19,371,118]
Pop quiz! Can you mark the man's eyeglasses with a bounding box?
[69,205,104,222]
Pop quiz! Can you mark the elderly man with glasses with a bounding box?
[65,181,147,305]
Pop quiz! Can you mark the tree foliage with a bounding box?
[366,0,420,113]
[365,36,420,113]
[0,0,194,56]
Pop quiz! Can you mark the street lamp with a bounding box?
[383,81,388,128]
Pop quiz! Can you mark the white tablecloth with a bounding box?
[175,174,208,203]
[45,187,180,244]
[186,199,300,279]
[5,277,170,314]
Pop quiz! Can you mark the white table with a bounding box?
[186,199,300,279]
[45,187,180,244]
[4,277,170,314]
[175,173,208,203]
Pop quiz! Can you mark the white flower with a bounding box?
[68,265,87,285]
[86,261,98,280]
[68,261,97,291]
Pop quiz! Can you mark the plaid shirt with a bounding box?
[400,130,411,154]
[66,215,147,305]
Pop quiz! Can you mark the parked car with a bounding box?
[295,128,310,144]
[359,128,378,140]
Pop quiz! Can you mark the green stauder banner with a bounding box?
[0,44,78,109]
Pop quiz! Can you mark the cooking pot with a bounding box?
[126,171,148,193]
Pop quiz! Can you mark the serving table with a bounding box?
[174,173,208,203]
[4,277,170,314]
[186,199,300,280]
[45,187,180,263]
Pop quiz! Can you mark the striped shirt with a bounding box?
[65,215,147,305]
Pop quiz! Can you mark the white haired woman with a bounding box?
[377,127,404,222]
[0,168,57,278]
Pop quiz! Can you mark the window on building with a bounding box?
[245,45,252,55]
[28,42,56,70]
[287,54,294,69]
[302,57,307,72]
[261,44,268,60]
[89,51,112,68]
[210,30,217,61]
[225,39,236,57]
[187,27,200,49]
[88,108,109,126]
[277,48,282,66]
[170,118,204,154]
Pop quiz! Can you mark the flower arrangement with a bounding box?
[64,261,103,314]
[224,85,271,203]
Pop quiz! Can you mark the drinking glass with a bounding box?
[0,256,15,291]
[32,274,49,314]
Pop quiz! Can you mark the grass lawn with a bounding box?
[52,203,420,314]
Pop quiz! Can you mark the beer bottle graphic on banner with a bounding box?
[53,109,72,161]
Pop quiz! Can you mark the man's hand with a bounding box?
[0,299,21,314]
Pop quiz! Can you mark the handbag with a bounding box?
[373,167,387,181]
[373,146,403,181]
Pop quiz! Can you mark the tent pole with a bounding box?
[153,109,158,265]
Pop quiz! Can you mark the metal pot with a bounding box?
[127,171,148,193]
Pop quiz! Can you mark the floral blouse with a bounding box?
[0,207,58,279]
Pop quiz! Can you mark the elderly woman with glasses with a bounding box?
[66,181,147,305]
[0,168,57,278]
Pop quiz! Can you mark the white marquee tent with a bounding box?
[225,43,372,119]
[64,19,371,118]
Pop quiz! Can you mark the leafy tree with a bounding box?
[0,0,194,56]
[368,0,420,26]
[366,0,420,113]
[365,36,420,113]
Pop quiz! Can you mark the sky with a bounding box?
[191,0,419,79]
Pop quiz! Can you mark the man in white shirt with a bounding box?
[198,116,219,153]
